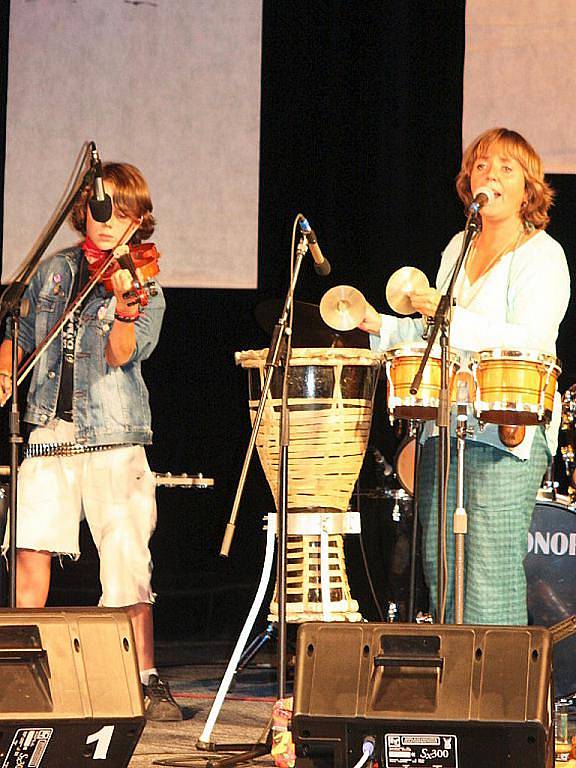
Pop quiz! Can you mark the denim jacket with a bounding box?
[9,246,165,446]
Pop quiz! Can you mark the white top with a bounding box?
[370,229,571,458]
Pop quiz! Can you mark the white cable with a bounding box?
[197,517,276,746]
[351,738,375,768]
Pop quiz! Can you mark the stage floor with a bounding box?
[130,641,278,768]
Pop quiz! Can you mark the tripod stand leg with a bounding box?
[206,739,271,768]
[235,622,276,674]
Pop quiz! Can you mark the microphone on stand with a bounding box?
[468,186,495,215]
[299,217,331,276]
[88,142,113,223]
[373,447,394,477]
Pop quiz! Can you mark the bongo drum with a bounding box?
[473,349,561,425]
[236,347,382,622]
[383,342,460,420]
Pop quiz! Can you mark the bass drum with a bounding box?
[525,491,576,698]
[395,435,416,495]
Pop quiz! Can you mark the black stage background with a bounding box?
[0,2,575,641]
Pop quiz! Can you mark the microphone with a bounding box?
[299,217,331,276]
[468,186,495,215]
[89,142,112,223]
[372,447,393,477]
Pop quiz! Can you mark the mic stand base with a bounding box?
[205,740,272,768]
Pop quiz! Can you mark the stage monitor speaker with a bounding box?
[0,607,145,767]
[293,622,554,768]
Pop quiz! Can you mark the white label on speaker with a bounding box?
[384,733,458,767]
[2,728,53,768]
[86,725,115,760]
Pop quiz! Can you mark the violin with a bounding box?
[100,243,160,307]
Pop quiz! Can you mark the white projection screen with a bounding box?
[463,1,576,173]
[3,0,262,288]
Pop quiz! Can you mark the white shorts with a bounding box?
[3,420,157,607]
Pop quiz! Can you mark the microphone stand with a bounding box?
[408,210,481,622]
[407,420,423,622]
[454,397,468,624]
[0,144,101,607]
[198,216,310,763]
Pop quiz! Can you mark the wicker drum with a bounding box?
[236,347,381,622]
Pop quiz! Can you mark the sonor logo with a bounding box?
[528,530,576,556]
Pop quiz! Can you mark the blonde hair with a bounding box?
[456,128,554,230]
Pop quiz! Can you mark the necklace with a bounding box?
[467,225,526,284]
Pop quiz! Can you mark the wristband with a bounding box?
[114,309,140,323]
[0,370,11,377]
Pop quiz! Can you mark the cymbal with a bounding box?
[254,298,369,349]
[385,266,429,315]
[319,285,366,332]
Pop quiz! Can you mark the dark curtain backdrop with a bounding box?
[1,1,575,640]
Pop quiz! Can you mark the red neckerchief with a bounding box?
[81,237,117,283]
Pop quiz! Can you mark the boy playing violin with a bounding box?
[0,162,182,721]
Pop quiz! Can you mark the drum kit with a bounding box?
[235,268,575,696]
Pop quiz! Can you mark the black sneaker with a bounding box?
[143,674,183,721]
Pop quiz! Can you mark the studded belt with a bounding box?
[24,442,119,459]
